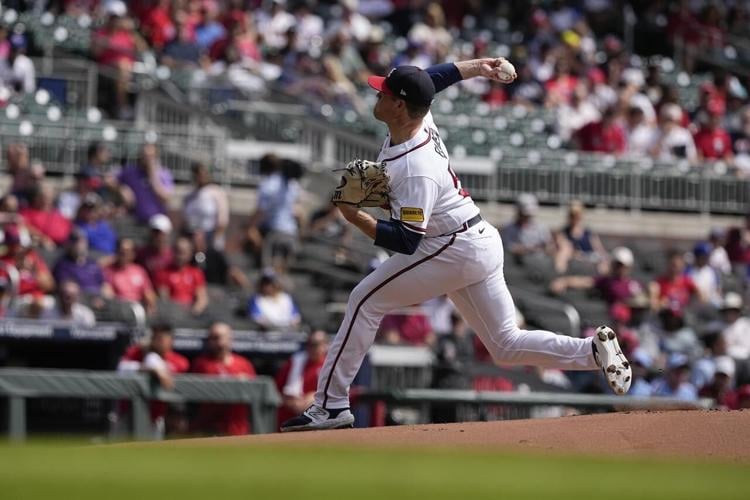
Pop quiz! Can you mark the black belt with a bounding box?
[441,214,483,236]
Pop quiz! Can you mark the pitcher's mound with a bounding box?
[172,410,750,461]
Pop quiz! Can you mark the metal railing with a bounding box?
[357,388,714,424]
[0,368,281,442]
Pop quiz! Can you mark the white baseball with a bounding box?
[497,60,516,83]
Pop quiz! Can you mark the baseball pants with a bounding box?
[315,220,599,409]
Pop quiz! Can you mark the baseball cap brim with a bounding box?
[367,76,393,96]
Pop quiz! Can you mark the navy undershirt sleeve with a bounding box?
[374,219,423,255]
[426,63,463,93]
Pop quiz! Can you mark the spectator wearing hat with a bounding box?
[649,250,704,314]
[154,236,208,317]
[275,330,329,429]
[693,101,734,163]
[0,224,54,301]
[626,349,655,397]
[53,231,110,298]
[649,353,698,401]
[720,292,750,360]
[5,33,35,94]
[20,183,72,248]
[657,301,702,360]
[698,355,736,408]
[551,246,644,306]
[191,322,256,436]
[117,144,174,224]
[104,238,157,315]
[182,162,229,251]
[686,242,722,307]
[553,200,607,273]
[650,103,698,163]
[58,170,102,221]
[246,270,300,330]
[136,214,174,280]
[500,193,553,257]
[74,194,117,255]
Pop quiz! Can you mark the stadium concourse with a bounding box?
[1,0,750,440]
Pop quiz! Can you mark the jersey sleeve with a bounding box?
[388,175,440,235]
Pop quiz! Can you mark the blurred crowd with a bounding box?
[1,1,749,172]
[0,141,313,333]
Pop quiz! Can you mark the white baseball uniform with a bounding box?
[315,112,598,409]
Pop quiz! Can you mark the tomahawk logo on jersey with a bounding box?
[377,112,479,237]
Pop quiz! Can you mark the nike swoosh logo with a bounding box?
[479,228,485,234]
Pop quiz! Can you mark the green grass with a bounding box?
[0,442,748,500]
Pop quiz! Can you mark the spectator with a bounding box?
[556,81,600,142]
[117,144,174,224]
[275,330,329,428]
[422,295,456,337]
[257,0,295,50]
[708,228,732,275]
[698,355,736,408]
[649,353,698,400]
[0,224,54,300]
[326,0,372,44]
[553,200,607,273]
[407,2,452,63]
[650,103,698,163]
[720,292,750,360]
[5,143,31,201]
[191,322,256,436]
[105,238,157,315]
[656,303,702,360]
[247,271,300,330]
[5,34,35,94]
[623,105,658,157]
[573,107,626,154]
[53,231,109,297]
[58,171,101,221]
[500,193,553,257]
[20,184,72,248]
[155,236,208,316]
[378,305,435,346]
[91,8,145,119]
[627,349,654,397]
[162,21,205,68]
[194,4,226,51]
[649,250,704,313]
[139,0,175,51]
[685,242,722,307]
[693,103,734,163]
[245,155,302,271]
[32,280,96,326]
[551,246,645,306]
[182,162,229,251]
[189,230,248,289]
[136,214,174,280]
[291,2,323,53]
[118,323,189,434]
[74,194,117,255]
[731,106,750,176]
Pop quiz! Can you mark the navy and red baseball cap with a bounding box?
[368,66,435,106]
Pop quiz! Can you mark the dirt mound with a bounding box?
[171,410,750,461]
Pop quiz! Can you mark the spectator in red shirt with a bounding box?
[155,236,208,316]
[91,11,146,119]
[140,0,175,51]
[117,323,189,435]
[136,214,174,280]
[275,330,329,428]
[191,322,256,436]
[105,238,157,315]
[378,306,435,346]
[693,104,734,163]
[0,224,55,300]
[19,184,72,247]
[574,107,626,154]
[649,250,705,313]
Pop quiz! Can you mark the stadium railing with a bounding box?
[356,388,714,424]
[0,368,281,442]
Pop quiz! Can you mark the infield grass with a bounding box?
[0,442,748,500]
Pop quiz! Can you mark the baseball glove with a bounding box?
[331,159,390,207]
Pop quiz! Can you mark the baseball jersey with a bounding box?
[378,112,479,237]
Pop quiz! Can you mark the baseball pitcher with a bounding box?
[282,59,631,432]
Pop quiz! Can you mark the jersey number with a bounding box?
[448,164,470,198]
